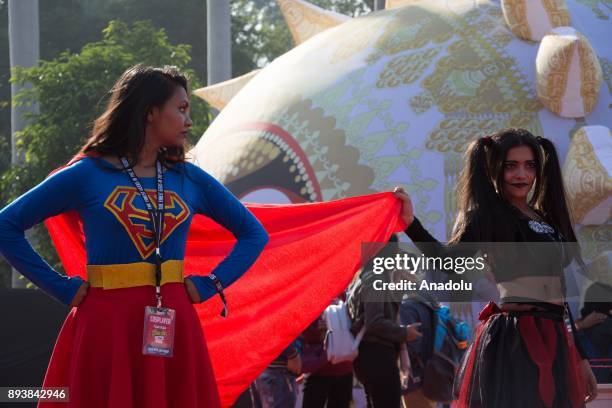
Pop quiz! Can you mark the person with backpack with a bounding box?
[301,298,354,408]
[400,293,470,407]
[252,337,303,408]
[349,235,422,408]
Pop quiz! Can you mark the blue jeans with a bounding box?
[253,367,297,408]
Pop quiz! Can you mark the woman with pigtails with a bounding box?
[395,128,598,407]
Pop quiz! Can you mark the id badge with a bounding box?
[142,306,176,357]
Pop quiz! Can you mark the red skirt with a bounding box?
[453,302,587,408]
[39,283,221,408]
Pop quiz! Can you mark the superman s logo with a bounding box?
[103,186,191,259]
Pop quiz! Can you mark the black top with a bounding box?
[403,209,569,284]
[403,211,588,359]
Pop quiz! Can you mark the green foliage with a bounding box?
[231,0,373,74]
[0,0,208,199]
[1,20,211,275]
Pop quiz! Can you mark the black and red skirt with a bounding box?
[453,302,587,408]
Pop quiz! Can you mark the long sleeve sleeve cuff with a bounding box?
[404,217,427,241]
[58,275,85,306]
[185,275,217,303]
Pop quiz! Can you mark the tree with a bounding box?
[231,0,373,75]
[0,0,208,189]
[0,20,211,285]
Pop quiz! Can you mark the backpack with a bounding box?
[323,279,366,364]
[400,295,470,402]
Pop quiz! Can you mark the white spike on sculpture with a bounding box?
[194,70,261,110]
[276,0,350,45]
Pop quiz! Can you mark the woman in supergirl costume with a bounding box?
[0,65,269,408]
[394,128,598,407]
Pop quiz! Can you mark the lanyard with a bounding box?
[119,156,165,308]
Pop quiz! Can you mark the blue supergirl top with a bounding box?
[0,156,269,305]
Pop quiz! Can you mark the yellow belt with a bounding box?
[87,260,184,290]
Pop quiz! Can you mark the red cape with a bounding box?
[44,154,407,407]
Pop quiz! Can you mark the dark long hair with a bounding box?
[79,64,189,167]
[450,128,582,264]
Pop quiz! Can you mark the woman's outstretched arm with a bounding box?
[394,187,477,259]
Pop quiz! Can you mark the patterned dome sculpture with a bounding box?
[563,125,611,225]
[192,0,611,248]
[536,27,602,117]
[501,0,572,41]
